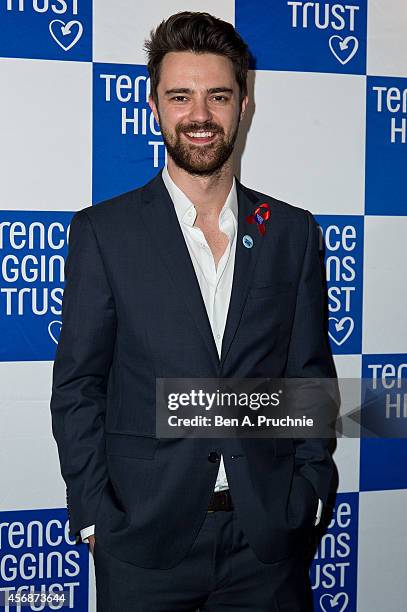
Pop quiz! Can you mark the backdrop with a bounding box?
[0,1,406,611]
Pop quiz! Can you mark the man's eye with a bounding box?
[213,96,228,102]
[172,96,188,102]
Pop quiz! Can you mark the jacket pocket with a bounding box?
[105,432,159,459]
[248,281,294,299]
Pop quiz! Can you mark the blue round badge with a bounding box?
[242,234,253,249]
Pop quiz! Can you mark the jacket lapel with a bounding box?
[140,170,267,374]
[219,178,265,370]
[140,171,220,371]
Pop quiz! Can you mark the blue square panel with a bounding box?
[316,215,364,355]
[93,63,164,204]
[0,508,89,608]
[360,354,407,490]
[0,0,92,61]
[310,492,359,611]
[236,0,367,74]
[0,210,73,362]
[365,76,407,215]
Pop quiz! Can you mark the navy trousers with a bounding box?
[94,509,313,611]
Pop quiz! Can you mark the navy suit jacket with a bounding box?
[50,168,336,569]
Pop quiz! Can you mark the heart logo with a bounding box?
[48,320,62,345]
[320,592,349,612]
[328,317,354,346]
[49,20,83,51]
[329,36,359,65]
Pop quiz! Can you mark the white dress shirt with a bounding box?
[162,163,238,494]
[80,165,322,542]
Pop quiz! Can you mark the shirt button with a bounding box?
[216,334,221,339]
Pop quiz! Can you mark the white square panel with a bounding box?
[0,361,65,510]
[238,70,366,216]
[362,216,407,353]
[0,58,91,211]
[367,0,407,78]
[357,489,407,612]
[332,354,361,493]
[93,0,235,64]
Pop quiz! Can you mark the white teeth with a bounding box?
[186,132,214,138]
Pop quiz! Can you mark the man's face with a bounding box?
[149,51,248,176]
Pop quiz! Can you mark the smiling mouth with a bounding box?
[182,131,218,144]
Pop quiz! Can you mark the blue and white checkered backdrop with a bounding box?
[0,1,406,610]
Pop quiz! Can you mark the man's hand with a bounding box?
[88,534,95,556]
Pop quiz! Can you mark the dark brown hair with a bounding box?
[144,11,250,107]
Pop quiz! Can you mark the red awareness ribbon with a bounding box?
[245,203,271,236]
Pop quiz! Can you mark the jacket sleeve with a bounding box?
[50,209,117,539]
[284,209,338,506]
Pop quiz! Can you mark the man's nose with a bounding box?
[188,98,213,124]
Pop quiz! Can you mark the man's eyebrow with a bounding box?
[164,87,234,96]
[208,87,234,94]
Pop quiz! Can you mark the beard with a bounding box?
[158,113,239,177]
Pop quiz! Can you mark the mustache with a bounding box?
[177,124,223,134]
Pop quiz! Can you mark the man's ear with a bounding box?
[240,94,249,121]
[148,94,160,125]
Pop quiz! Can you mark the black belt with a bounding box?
[208,489,233,512]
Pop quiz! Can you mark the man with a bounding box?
[50,11,336,611]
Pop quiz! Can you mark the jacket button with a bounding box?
[208,451,220,463]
